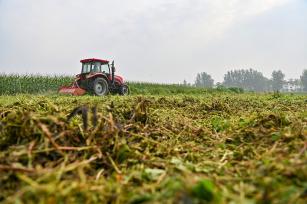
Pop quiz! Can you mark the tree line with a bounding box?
[191,69,307,92]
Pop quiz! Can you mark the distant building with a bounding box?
[281,81,302,92]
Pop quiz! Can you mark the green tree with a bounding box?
[182,79,188,86]
[223,69,268,91]
[195,72,214,88]
[300,69,307,92]
[271,70,285,91]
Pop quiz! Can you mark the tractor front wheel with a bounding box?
[92,78,109,96]
[119,84,129,95]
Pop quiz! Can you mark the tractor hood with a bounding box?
[112,75,124,85]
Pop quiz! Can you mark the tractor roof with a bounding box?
[80,58,109,64]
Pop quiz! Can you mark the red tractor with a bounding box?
[59,58,129,96]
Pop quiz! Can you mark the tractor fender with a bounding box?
[86,73,110,85]
[86,73,109,81]
[85,73,110,91]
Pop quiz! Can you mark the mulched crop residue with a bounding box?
[0,94,306,203]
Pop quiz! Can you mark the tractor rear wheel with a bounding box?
[92,78,109,96]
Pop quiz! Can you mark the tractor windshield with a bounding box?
[101,64,109,73]
[81,62,110,74]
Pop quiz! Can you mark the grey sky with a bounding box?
[0,0,306,83]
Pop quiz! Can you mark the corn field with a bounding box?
[0,74,73,95]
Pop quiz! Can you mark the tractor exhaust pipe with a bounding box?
[111,61,115,85]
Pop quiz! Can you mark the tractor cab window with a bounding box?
[82,62,109,74]
[92,62,101,72]
[101,64,110,74]
[82,63,91,73]
[82,62,102,73]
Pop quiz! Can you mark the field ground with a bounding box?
[0,92,306,203]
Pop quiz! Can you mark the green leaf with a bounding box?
[191,179,215,202]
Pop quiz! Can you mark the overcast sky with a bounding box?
[0,0,306,83]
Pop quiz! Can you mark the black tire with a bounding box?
[119,84,129,96]
[92,78,109,96]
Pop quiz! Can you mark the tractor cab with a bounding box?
[80,58,113,75]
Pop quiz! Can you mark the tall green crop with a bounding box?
[0,74,73,95]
